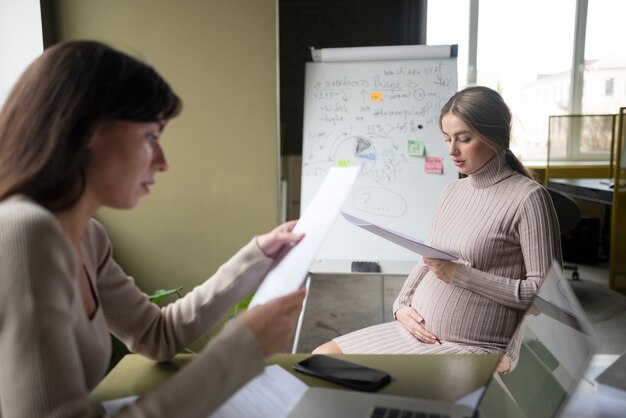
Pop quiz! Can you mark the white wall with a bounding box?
[0,0,43,107]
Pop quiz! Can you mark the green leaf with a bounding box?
[148,286,184,304]
[228,292,255,316]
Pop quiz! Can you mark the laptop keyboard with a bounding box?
[370,406,451,418]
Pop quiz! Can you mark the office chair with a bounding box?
[547,189,582,280]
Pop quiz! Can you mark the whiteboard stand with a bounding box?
[291,275,312,354]
[291,272,390,353]
[380,275,385,324]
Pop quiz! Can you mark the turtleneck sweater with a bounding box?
[334,157,562,366]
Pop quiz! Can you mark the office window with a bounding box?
[426,0,469,88]
[605,79,614,96]
[582,0,625,114]
[579,0,625,160]
[477,0,575,161]
[428,0,626,162]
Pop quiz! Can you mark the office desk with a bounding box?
[548,178,615,262]
[548,178,614,206]
[90,353,499,404]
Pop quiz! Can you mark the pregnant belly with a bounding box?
[410,274,520,347]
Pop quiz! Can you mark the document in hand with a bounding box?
[248,165,362,307]
[340,212,457,260]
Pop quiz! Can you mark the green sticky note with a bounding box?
[407,140,425,156]
[337,159,349,167]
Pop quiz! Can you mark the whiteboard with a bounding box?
[301,46,458,274]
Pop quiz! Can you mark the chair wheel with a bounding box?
[572,272,580,280]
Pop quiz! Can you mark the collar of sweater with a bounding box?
[468,156,516,189]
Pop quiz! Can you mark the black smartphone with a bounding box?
[293,355,391,392]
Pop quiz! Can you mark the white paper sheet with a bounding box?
[340,212,457,260]
[101,365,309,418]
[101,395,139,415]
[249,165,361,307]
[210,364,309,418]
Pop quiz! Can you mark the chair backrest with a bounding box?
[547,189,581,235]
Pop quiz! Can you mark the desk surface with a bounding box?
[548,178,614,206]
[90,353,499,404]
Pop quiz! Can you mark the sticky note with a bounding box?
[370,91,382,101]
[407,140,425,156]
[424,156,443,174]
[337,159,349,167]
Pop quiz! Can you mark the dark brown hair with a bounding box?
[0,40,182,212]
[439,86,532,179]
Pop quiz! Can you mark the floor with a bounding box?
[294,261,626,355]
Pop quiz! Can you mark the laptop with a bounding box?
[288,262,596,418]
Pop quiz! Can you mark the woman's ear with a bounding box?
[85,124,104,150]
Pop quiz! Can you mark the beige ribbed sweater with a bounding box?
[0,196,274,417]
[335,157,562,366]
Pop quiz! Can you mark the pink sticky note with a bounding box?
[424,156,443,174]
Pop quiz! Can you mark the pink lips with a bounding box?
[142,181,154,193]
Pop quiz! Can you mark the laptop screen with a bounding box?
[475,263,596,418]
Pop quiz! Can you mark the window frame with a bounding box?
[433,0,615,163]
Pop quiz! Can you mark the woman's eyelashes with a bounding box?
[145,132,160,143]
[443,135,471,143]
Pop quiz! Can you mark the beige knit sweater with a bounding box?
[0,196,274,417]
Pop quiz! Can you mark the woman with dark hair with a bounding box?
[0,41,305,417]
[314,86,561,372]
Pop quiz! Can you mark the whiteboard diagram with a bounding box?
[301,52,458,273]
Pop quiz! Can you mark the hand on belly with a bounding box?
[395,306,441,344]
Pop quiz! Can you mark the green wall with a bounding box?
[51,0,279,296]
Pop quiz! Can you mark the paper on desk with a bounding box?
[211,364,309,418]
[249,165,361,307]
[102,395,139,415]
[340,212,457,260]
[101,365,309,418]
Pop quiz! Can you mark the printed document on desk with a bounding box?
[249,165,361,307]
[341,212,457,260]
[101,365,309,418]
[211,365,309,418]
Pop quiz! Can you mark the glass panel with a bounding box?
[548,114,615,162]
[548,116,569,161]
[578,115,614,154]
[475,0,575,162]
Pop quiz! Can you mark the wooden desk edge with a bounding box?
[90,353,499,404]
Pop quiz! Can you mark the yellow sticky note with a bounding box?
[370,91,382,101]
[337,159,349,167]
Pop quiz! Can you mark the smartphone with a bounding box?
[293,355,391,392]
